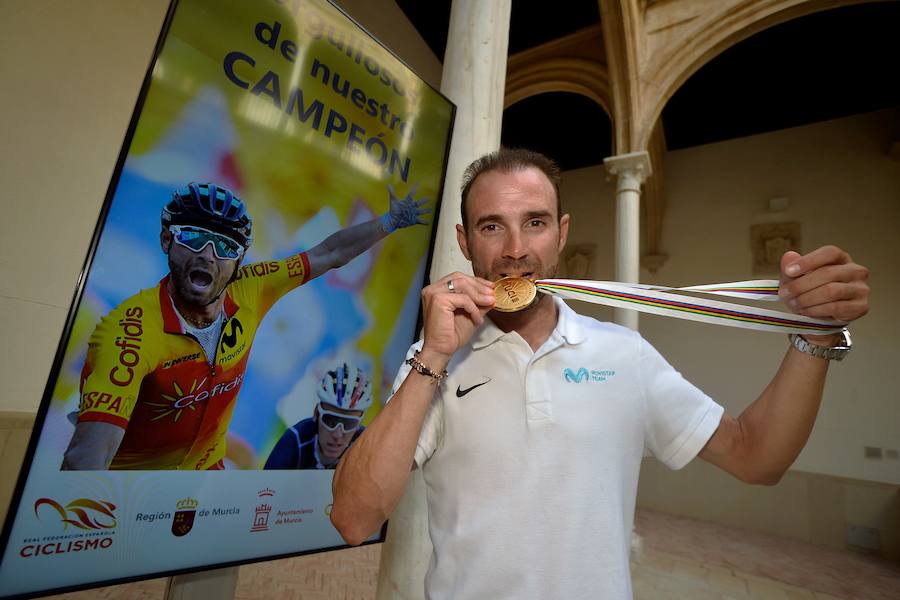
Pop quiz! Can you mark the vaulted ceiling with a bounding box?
[397,0,900,171]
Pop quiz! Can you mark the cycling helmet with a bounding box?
[316,363,373,412]
[162,182,253,248]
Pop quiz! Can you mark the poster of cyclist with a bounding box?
[0,0,453,596]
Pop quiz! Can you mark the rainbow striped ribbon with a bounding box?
[535,279,844,335]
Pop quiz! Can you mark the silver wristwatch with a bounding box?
[788,328,852,361]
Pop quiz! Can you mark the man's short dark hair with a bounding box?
[460,148,562,230]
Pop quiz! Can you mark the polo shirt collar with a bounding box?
[469,316,506,349]
[555,296,587,345]
[469,296,586,350]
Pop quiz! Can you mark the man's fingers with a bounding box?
[790,281,861,310]
[783,245,851,278]
[776,245,870,324]
[786,279,869,323]
[387,184,397,200]
[417,205,433,215]
[434,272,493,292]
[795,298,869,323]
[430,273,495,305]
[446,277,495,306]
[779,250,802,283]
[441,292,485,325]
[780,263,867,300]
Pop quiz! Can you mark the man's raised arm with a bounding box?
[304,184,430,281]
[330,273,494,545]
[700,246,869,484]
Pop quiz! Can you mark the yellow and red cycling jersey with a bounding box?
[77,252,311,469]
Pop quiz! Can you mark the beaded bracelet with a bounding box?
[406,350,448,382]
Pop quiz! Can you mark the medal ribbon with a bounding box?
[534,279,844,335]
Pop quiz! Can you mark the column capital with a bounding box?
[603,150,652,182]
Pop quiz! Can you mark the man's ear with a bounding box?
[558,213,570,254]
[456,224,471,260]
[160,228,172,254]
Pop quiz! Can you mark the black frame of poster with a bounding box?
[0,0,454,597]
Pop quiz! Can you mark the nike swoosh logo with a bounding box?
[456,379,491,398]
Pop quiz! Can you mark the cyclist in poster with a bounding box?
[61,181,428,470]
[264,361,372,470]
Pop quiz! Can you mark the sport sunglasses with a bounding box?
[317,404,363,433]
[169,225,245,260]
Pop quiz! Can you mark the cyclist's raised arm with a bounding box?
[62,422,125,470]
[303,184,430,281]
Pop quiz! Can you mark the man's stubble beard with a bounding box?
[168,256,231,308]
[473,259,559,283]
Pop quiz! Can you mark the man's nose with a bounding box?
[502,230,527,260]
[198,242,217,261]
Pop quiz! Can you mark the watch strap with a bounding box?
[788,328,852,361]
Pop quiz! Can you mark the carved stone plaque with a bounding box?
[750,222,801,276]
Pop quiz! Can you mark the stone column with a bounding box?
[603,151,652,330]
[428,0,513,278]
[375,1,511,599]
[165,567,238,600]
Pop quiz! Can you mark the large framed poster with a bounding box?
[0,0,453,597]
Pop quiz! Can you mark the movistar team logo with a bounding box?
[563,368,617,383]
[218,317,247,365]
[219,317,244,354]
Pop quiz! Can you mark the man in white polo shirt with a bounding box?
[331,148,870,599]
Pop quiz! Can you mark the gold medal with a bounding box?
[493,277,537,312]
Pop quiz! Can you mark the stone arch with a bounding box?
[504,57,613,122]
[636,0,880,150]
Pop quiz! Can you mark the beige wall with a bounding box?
[0,0,171,415]
[649,108,900,486]
[561,108,900,486]
[637,454,900,560]
[0,413,36,526]
[0,0,440,416]
[335,0,442,89]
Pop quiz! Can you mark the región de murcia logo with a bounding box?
[172,497,199,537]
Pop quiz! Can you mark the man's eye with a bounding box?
[482,224,499,232]
[527,219,546,227]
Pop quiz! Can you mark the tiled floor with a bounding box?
[47,509,900,599]
[632,510,900,600]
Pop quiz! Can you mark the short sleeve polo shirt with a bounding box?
[389,297,723,599]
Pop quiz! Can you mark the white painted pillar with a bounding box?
[603,151,652,330]
[428,0,512,279]
[375,1,511,599]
